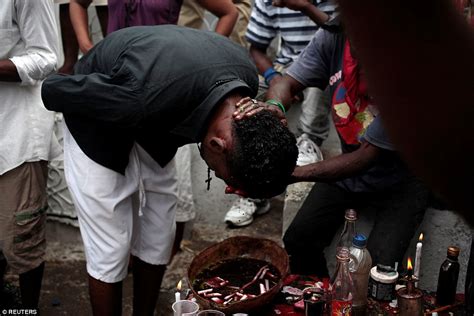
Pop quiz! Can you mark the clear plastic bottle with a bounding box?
[336,209,358,254]
[349,234,372,313]
[331,248,354,316]
[436,246,461,306]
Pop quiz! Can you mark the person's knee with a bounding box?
[86,247,131,283]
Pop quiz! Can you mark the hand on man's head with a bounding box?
[233,97,287,126]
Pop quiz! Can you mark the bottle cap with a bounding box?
[447,246,460,257]
[352,234,367,247]
[345,209,357,221]
[370,266,399,283]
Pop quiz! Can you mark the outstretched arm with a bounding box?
[338,0,474,222]
[291,142,379,183]
[70,0,94,54]
[272,0,329,25]
[197,0,238,37]
[266,74,306,110]
[249,44,274,75]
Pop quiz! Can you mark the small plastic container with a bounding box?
[368,266,399,301]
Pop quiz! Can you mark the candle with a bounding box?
[406,257,414,294]
[414,233,423,284]
[175,280,182,302]
[407,257,413,277]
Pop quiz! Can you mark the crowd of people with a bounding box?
[0,0,473,315]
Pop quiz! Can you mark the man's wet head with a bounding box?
[200,101,298,198]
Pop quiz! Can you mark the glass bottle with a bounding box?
[349,234,372,313]
[336,209,358,254]
[436,246,460,306]
[331,248,354,316]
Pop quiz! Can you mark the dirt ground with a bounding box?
[16,196,285,316]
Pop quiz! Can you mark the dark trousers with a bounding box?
[283,178,428,277]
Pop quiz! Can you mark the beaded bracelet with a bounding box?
[265,99,286,114]
[263,67,282,85]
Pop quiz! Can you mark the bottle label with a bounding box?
[331,300,352,316]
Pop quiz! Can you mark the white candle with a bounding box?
[414,233,423,283]
[175,280,182,302]
[259,283,266,294]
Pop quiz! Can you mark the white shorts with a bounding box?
[175,145,196,222]
[63,125,177,283]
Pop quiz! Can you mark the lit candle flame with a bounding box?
[418,233,423,242]
[177,280,182,291]
[407,257,413,271]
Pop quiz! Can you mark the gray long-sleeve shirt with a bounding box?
[42,25,258,173]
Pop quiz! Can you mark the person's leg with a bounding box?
[94,5,109,36]
[131,144,178,315]
[88,276,122,316]
[19,262,44,309]
[132,256,166,316]
[366,178,428,267]
[58,3,79,74]
[0,161,48,310]
[171,222,186,259]
[19,162,49,309]
[283,182,351,276]
[63,125,139,316]
[297,87,331,146]
[229,0,252,48]
[173,145,195,259]
[178,0,206,29]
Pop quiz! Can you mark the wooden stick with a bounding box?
[239,265,268,292]
[424,302,463,315]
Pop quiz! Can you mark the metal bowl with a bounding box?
[187,236,289,315]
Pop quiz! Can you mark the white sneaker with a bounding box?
[296,133,324,166]
[224,198,271,227]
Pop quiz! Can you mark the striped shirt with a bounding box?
[246,0,336,66]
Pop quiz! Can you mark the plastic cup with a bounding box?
[172,300,200,316]
[196,310,225,316]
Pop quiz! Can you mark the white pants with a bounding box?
[175,144,195,223]
[63,125,177,283]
